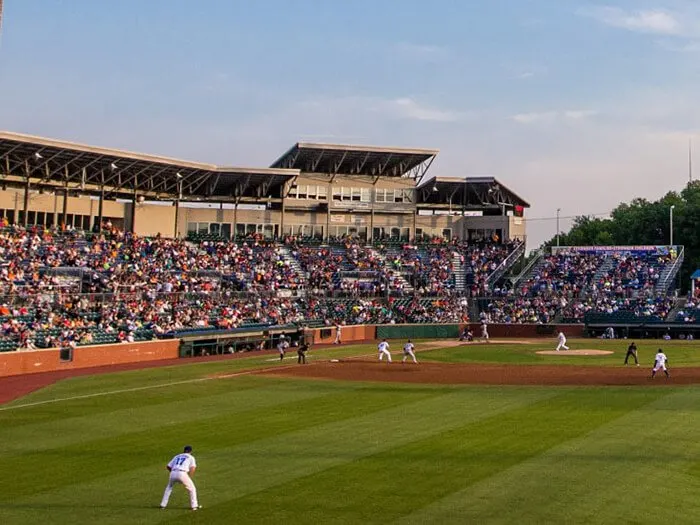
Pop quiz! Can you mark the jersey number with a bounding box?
[175,456,187,466]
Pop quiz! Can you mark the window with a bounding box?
[373,227,384,239]
[246,224,256,235]
[297,185,307,199]
[5,210,14,224]
[307,185,317,199]
[351,188,361,202]
[360,188,371,202]
[197,223,208,234]
[393,190,404,203]
[187,222,197,233]
[375,189,386,203]
[415,228,423,239]
[317,186,327,200]
[263,224,274,239]
[236,224,246,236]
[313,225,324,239]
[442,228,452,240]
[390,227,401,238]
[341,188,352,202]
[209,223,220,234]
[82,215,91,230]
[221,224,232,238]
[402,189,414,203]
[401,227,410,241]
[27,211,36,225]
[46,213,54,227]
[36,212,45,226]
[332,188,342,201]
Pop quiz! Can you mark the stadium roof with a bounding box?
[270,142,438,179]
[417,176,530,208]
[0,131,298,202]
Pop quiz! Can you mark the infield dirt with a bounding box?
[263,360,691,386]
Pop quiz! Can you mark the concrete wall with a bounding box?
[0,340,180,378]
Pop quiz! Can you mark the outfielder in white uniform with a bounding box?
[556,331,569,351]
[402,339,418,364]
[378,339,392,363]
[651,349,670,379]
[160,445,201,510]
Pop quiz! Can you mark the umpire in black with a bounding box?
[297,341,310,364]
[624,342,639,366]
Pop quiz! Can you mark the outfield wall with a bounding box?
[0,340,179,378]
[305,323,585,345]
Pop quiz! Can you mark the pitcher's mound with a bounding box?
[537,349,613,356]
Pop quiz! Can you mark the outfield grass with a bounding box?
[2,340,700,524]
[424,339,700,367]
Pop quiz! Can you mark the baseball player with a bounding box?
[334,324,342,345]
[556,331,569,351]
[297,341,309,364]
[277,338,289,361]
[651,348,670,379]
[160,445,201,511]
[624,342,639,366]
[402,339,418,364]
[378,339,392,363]
[480,321,490,343]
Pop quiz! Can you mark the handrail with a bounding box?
[510,249,543,287]
[486,241,526,286]
[658,246,684,292]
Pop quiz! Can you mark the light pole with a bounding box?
[670,205,675,246]
[556,208,561,247]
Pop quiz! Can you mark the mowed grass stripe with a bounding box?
[203,388,667,525]
[5,387,553,525]
[398,388,700,525]
[0,344,373,409]
[0,378,348,454]
[0,383,443,499]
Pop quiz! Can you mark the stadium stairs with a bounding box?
[452,252,466,291]
[486,240,526,289]
[510,249,545,291]
[656,246,684,295]
[279,245,307,284]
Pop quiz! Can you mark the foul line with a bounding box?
[0,364,299,412]
[0,341,455,412]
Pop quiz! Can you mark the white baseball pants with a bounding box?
[378,349,392,362]
[402,350,417,363]
[556,342,569,351]
[161,471,199,509]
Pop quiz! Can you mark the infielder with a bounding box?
[160,445,201,511]
[334,324,342,345]
[556,331,569,351]
[480,321,490,343]
[378,339,392,363]
[278,338,289,361]
[651,348,670,379]
[402,339,418,364]
[624,342,639,366]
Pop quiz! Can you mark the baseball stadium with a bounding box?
[4,2,700,525]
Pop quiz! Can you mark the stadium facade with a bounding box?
[0,131,529,242]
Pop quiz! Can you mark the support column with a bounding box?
[280,191,286,241]
[233,198,239,240]
[22,178,30,227]
[96,186,104,232]
[174,198,180,239]
[412,208,417,242]
[325,181,331,242]
[131,175,138,234]
[62,187,69,229]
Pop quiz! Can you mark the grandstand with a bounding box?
[0,130,694,354]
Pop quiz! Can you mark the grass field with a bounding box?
[2,339,700,524]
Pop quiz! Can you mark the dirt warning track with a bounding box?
[262,360,697,386]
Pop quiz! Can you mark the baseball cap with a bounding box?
[184,445,193,453]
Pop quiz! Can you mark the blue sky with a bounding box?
[2,1,700,246]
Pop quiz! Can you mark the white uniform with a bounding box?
[378,341,392,362]
[653,352,668,372]
[334,325,342,344]
[402,342,417,364]
[556,332,569,351]
[161,452,199,510]
[481,323,489,341]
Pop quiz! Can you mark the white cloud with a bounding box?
[510,110,597,124]
[577,6,681,35]
[392,42,449,63]
[389,97,461,122]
